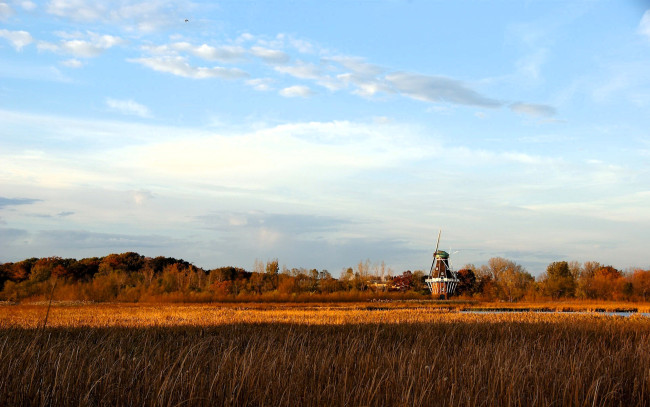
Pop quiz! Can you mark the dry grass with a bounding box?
[0,303,649,406]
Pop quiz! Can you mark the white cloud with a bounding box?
[3,110,649,270]
[328,56,383,77]
[275,60,323,80]
[140,43,175,55]
[0,29,33,50]
[130,56,249,79]
[274,60,346,91]
[639,10,650,41]
[38,33,125,58]
[515,49,548,81]
[337,73,390,97]
[20,1,36,11]
[92,31,536,115]
[246,78,273,91]
[509,102,556,117]
[0,113,431,206]
[131,189,154,205]
[0,2,13,20]
[250,46,290,64]
[386,72,502,108]
[279,85,314,98]
[60,58,83,68]
[237,32,255,43]
[287,37,314,54]
[105,120,428,195]
[45,0,192,32]
[47,0,104,20]
[523,190,650,223]
[106,98,152,118]
[171,42,247,63]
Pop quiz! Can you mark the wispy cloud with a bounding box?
[250,46,290,64]
[171,42,247,63]
[0,197,41,208]
[2,109,648,270]
[515,49,548,81]
[279,85,314,98]
[46,0,105,21]
[199,211,349,234]
[19,1,36,11]
[126,33,546,114]
[60,58,83,68]
[0,2,12,20]
[0,29,33,50]
[275,60,323,80]
[639,10,650,41]
[327,56,383,77]
[274,59,345,91]
[509,102,556,117]
[130,56,248,79]
[246,78,273,91]
[33,229,177,249]
[131,189,154,205]
[45,0,194,32]
[336,73,391,97]
[38,32,125,58]
[106,98,152,118]
[385,72,502,108]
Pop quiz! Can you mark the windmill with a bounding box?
[425,230,460,299]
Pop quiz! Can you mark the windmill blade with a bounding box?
[429,230,442,277]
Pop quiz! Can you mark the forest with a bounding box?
[1,252,649,303]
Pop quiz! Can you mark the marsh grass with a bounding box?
[0,304,649,406]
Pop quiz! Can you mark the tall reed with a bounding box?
[1,309,649,406]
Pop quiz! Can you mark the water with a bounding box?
[461,310,650,317]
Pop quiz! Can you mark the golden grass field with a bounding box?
[1,302,649,406]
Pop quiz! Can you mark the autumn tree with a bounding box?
[499,267,534,302]
[478,257,531,301]
[455,268,478,297]
[411,270,427,292]
[541,261,576,299]
[575,261,601,299]
[392,271,414,292]
[581,265,623,300]
[263,259,279,292]
[631,269,650,301]
[339,267,355,291]
[354,259,372,291]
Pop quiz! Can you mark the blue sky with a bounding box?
[1,0,649,275]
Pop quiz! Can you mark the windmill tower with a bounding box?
[425,230,460,299]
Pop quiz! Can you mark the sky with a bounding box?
[1,0,649,276]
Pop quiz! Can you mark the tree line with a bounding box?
[0,252,649,302]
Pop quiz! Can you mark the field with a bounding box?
[1,303,649,406]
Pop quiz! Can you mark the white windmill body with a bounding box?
[425,231,460,299]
